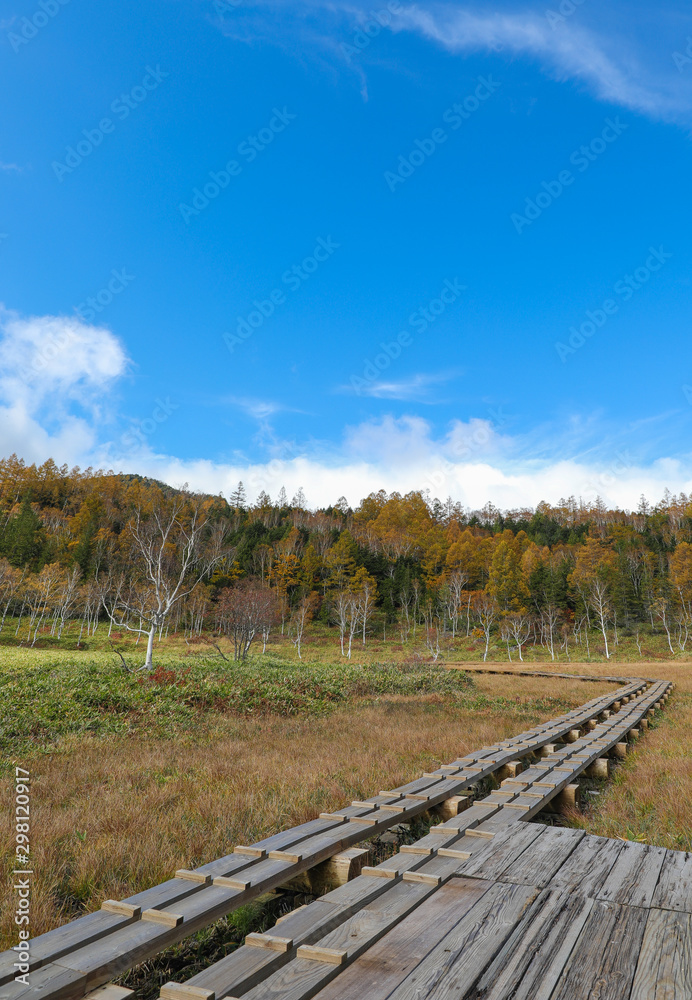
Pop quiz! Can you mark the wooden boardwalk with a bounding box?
[0,674,680,1000]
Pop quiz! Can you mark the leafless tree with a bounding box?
[103,493,229,668]
[444,569,469,638]
[586,580,612,659]
[539,604,561,661]
[216,581,278,661]
[473,593,500,662]
[289,592,317,660]
[506,610,532,661]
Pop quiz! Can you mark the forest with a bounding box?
[2,453,692,663]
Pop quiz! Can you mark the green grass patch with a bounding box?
[0,652,481,758]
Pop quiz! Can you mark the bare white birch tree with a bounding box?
[103,493,228,668]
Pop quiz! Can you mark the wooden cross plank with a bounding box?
[630,908,692,1000]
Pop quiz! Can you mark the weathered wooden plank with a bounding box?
[177,899,351,996]
[597,841,667,908]
[651,850,692,913]
[499,827,584,888]
[454,823,545,881]
[630,908,692,1000]
[533,832,624,898]
[466,807,526,839]
[310,878,493,1000]
[469,888,594,1000]
[550,900,649,1000]
[381,881,540,1000]
[0,912,129,985]
[236,880,439,1000]
[0,964,87,1000]
[433,803,500,834]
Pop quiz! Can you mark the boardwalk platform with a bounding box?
[0,673,681,1000]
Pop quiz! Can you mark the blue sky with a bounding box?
[1,0,692,509]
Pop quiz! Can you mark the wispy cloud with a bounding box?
[338,370,459,401]
[225,396,286,420]
[390,4,692,124]
[214,1,692,124]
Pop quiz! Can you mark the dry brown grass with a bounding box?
[0,673,614,949]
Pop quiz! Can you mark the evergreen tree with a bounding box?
[229,481,247,509]
[1,497,46,569]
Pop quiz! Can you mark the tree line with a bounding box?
[1,453,692,663]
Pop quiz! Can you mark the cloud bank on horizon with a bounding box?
[0,305,689,511]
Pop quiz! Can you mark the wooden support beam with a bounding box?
[497,760,525,781]
[611,742,629,760]
[86,988,134,1000]
[280,847,370,894]
[361,866,397,879]
[537,743,558,758]
[142,909,183,927]
[629,728,640,740]
[174,870,211,885]
[234,846,266,859]
[296,945,347,965]
[543,783,581,814]
[160,985,215,1000]
[585,758,610,780]
[433,794,471,821]
[564,730,581,743]
[245,932,293,952]
[402,871,442,886]
[101,901,141,918]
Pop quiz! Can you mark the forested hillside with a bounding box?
[2,453,692,660]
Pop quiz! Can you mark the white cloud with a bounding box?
[0,306,129,464]
[225,396,285,421]
[390,5,692,123]
[338,371,458,401]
